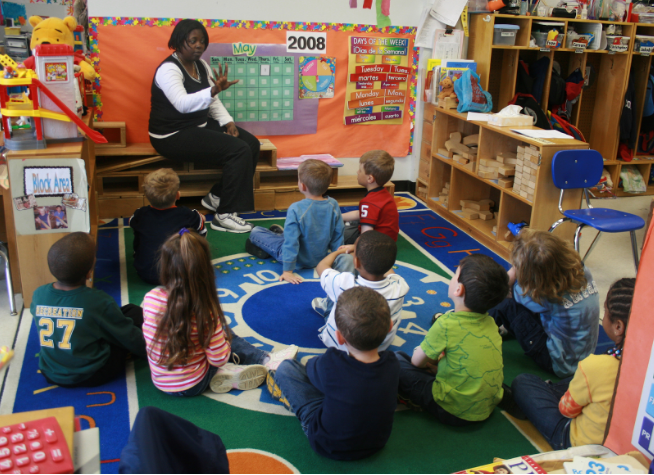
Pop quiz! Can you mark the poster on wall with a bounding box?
[9,158,90,236]
[298,56,336,99]
[343,36,411,126]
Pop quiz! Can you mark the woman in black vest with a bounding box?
[149,19,259,233]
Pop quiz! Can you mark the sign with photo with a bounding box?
[23,166,73,197]
[9,159,89,236]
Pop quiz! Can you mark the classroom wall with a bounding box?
[87,0,432,182]
[1,0,70,31]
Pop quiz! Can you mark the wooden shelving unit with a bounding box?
[419,104,588,259]
[469,14,634,161]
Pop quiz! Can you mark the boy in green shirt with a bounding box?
[396,254,509,425]
[31,232,146,387]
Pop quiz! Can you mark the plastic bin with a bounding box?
[493,24,520,46]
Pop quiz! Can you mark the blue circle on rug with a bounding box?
[241,281,324,347]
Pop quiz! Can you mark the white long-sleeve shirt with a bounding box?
[149,55,234,139]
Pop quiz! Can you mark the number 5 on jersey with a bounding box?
[38,318,76,349]
[361,204,369,218]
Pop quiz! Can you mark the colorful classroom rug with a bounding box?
[0,193,609,474]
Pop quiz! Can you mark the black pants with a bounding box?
[488,298,554,374]
[150,119,260,214]
[343,220,361,245]
[44,304,144,388]
[119,406,229,474]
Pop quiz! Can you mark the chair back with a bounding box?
[551,149,603,190]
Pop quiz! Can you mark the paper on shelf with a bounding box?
[430,0,468,27]
[467,112,491,121]
[511,129,574,139]
[432,29,463,60]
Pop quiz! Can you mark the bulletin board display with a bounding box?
[604,223,654,459]
[88,18,417,158]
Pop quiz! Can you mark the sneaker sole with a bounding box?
[311,299,328,317]
[246,239,271,259]
[210,223,252,233]
[201,198,217,212]
[210,365,268,394]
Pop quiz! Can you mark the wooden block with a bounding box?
[439,193,448,201]
[516,164,523,172]
[497,151,517,160]
[528,155,540,164]
[454,156,469,165]
[499,166,515,176]
[460,209,479,220]
[444,182,450,189]
[449,132,462,143]
[503,158,518,165]
[462,134,479,146]
[493,225,498,234]
[529,145,539,151]
[453,154,464,162]
[517,152,525,159]
[444,141,456,152]
[479,210,494,220]
[504,230,516,242]
[480,158,501,167]
[464,162,475,172]
[441,188,449,195]
[460,199,476,208]
[479,199,495,208]
[438,148,454,158]
[462,151,477,160]
[452,142,470,154]
[478,164,495,173]
[527,180,536,189]
[525,147,539,157]
[517,146,525,154]
[478,170,498,179]
[520,190,529,198]
[498,177,514,188]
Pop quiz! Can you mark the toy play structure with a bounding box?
[0,47,106,150]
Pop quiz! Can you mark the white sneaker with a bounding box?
[201,193,221,212]
[265,345,299,372]
[211,213,253,233]
[311,297,330,317]
[209,363,268,393]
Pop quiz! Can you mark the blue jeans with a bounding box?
[395,352,473,426]
[318,254,357,317]
[511,373,572,450]
[489,298,554,374]
[249,226,284,261]
[165,334,267,397]
[274,360,324,436]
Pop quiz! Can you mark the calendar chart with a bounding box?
[211,56,296,122]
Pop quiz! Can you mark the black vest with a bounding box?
[149,55,210,135]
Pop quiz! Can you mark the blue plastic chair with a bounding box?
[548,149,645,274]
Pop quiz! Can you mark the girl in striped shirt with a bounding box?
[143,229,297,396]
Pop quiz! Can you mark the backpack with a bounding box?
[508,93,552,130]
[549,112,585,141]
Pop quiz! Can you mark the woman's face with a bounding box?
[178,29,206,62]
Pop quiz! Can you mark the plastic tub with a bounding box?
[493,24,520,46]
[605,35,629,52]
[634,35,654,53]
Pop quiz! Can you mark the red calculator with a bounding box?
[0,417,73,474]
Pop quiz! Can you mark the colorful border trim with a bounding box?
[88,17,418,153]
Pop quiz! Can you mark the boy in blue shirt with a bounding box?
[247,159,344,283]
[269,287,399,460]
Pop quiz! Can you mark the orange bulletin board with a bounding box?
[89,18,418,158]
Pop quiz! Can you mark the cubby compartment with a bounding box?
[432,111,480,158]
[488,49,520,112]
[428,161,453,209]
[449,169,501,239]
[616,163,652,194]
[497,192,532,249]
[101,176,140,196]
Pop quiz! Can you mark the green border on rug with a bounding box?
[124,221,552,473]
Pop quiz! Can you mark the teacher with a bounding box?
[149,19,259,233]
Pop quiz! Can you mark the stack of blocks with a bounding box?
[477,152,517,183]
[438,182,450,207]
[459,199,494,221]
[438,132,478,172]
[512,145,540,202]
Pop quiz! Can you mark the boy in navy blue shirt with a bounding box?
[130,168,206,285]
[246,159,343,284]
[269,287,399,460]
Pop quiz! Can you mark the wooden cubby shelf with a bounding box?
[419,103,588,259]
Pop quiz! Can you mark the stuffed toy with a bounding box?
[438,77,457,100]
[22,16,95,81]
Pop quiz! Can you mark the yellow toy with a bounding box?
[23,15,96,81]
[0,346,14,371]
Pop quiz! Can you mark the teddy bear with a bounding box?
[22,16,95,81]
[438,76,457,100]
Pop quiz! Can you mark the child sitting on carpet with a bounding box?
[507,278,635,450]
[396,254,508,426]
[130,168,206,285]
[488,229,600,378]
[142,229,298,397]
[270,287,400,461]
[32,232,147,387]
[246,159,344,284]
[312,230,409,352]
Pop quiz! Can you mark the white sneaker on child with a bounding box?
[265,345,299,371]
[201,193,220,212]
[311,297,330,317]
[209,363,267,393]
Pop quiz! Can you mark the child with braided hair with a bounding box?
[506,278,636,450]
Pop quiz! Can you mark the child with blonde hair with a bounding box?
[130,168,206,285]
[490,229,600,377]
[143,229,297,396]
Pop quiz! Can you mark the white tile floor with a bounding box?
[0,194,649,353]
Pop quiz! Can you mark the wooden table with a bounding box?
[0,113,98,307]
